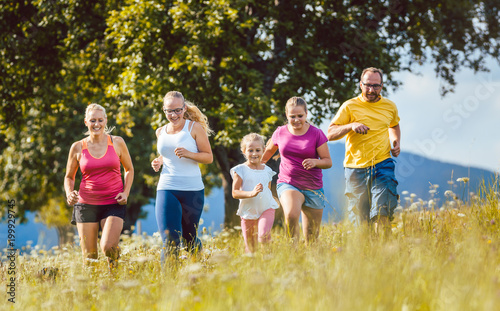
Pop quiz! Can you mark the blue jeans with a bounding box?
[345,158,398,224]
[155,189,204,260]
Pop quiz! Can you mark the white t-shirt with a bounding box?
[230,164,279,219]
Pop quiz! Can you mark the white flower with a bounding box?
[429,189,437,194]
[445,190,454,197]
[457,213,466,217]
[402,190,409,195]
[409,203,419,211]
[457,177,470,183]
[410,193,417,198]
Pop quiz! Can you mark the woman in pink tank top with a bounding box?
[64,103,134,270]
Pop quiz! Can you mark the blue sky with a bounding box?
[321,60,500,173]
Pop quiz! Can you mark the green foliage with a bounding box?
[1,0,499,227]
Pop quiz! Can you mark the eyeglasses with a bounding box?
[163,105,185,115]
[362,82,382,90]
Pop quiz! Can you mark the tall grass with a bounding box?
[2,186,500,310]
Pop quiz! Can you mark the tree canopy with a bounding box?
[1,0,499,228]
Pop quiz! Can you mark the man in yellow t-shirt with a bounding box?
[327,67,401,231]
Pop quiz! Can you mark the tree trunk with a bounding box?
[213,145,244,228]
[56,225,76,247]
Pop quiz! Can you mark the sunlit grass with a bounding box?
[2,185,500,310]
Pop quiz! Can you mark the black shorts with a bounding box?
[71,203,126,225]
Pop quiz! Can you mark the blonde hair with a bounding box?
[240,133,266,157]
[84,103,114,135]
[285,96,308,115]
[163,91,213,136]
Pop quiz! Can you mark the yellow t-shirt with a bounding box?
[331,95,400,168]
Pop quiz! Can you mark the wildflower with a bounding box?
[457,213,466,217]
[402,190,409,195]
[410,193,417,198]
[428,200,435,208]
[447,180,454,185]
[199,218,204,225]
[444,190,454,197]
[429,189,437,194]
[456,177,470,183]
[409,203,419,211]
[184,263,203,273]
[116,280,140,289]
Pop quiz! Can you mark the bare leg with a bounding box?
[372,215,391,237]
[279,190,305,243]
[100,216,124,269]
[301,206,323,245]
[241,218,258,253]
[76,223,99,265]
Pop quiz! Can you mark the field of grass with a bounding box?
[2,185,500,310]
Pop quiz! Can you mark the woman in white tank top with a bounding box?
[151,91,213,262]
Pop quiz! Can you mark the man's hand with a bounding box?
[391,140,400,157]
[351,122,370,135]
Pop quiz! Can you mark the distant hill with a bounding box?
[322,142,497,221]
[2,142,496,248]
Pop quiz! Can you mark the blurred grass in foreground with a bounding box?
[2,185,500,311]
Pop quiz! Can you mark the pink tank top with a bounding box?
[78,135,123,205]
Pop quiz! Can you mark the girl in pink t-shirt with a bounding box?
[262,97,332,245]
[231,133,279,253]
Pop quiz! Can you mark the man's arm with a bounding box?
[327,122,370,140]
[389,124,401,157]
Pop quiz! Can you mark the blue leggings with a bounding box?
[155,189,204,258]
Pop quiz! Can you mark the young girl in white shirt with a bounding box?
[231,133,279,253]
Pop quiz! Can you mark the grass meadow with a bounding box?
[2,183,500,310]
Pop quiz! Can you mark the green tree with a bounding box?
[1,0,499,231]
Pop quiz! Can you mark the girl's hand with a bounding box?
[151,156,163,172]
[250,183,264,197]
[302,158,317,170]
[115,192,128,205]
[67,190,79,206]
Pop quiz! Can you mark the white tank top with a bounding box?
[157,120,204,191]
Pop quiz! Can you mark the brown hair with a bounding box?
[360,67,384,83]
[163,91,213,136]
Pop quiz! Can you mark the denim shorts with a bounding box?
[345,158,398,222]
[71,203,126,225]
[276,183,326,210]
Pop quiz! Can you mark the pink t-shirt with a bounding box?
[78,135,124,205]
[271,124,328,190]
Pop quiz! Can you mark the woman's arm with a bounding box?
[64,141,81,205]
[151,126,164,172]
[114,136,134,205]
[176,122,213,164]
